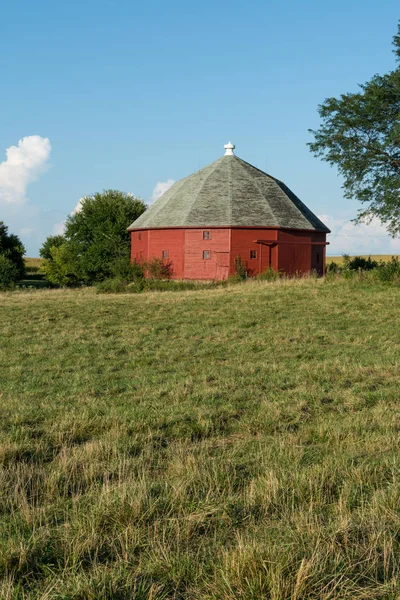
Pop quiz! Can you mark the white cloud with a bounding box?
[19,227,35,237]
[151,179,175,203]
[51,198,85,236]
[0,135,51,205]
[71,198,84,214]
[52,221,66,236]
[320,214,400,256]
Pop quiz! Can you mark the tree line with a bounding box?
[0,191,146,289]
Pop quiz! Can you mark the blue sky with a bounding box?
[1,0,399,256]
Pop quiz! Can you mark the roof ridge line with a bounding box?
[235,157,329,232]
[185,158,225,223]
[234,156,279,225]
[228,157,233,224]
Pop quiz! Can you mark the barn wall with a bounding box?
[148,229,185,278]
[184,228,230,280]
[130,230,149,263]
[130,229,185,278]
[230,229,279,276]
[277,230,311,274]
[131,227,327,279]
[277,230,326,275]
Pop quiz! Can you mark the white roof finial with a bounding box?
[224,141,235,156]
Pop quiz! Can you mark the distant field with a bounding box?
[24,257,43,272]
[1,279,400,598]
[326,254,400,264]
[21,257,52,289]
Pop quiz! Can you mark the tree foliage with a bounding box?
[0,255,20,290]
[41,190,146,285]
[309,23,400,235]
[0,221,25,282]
[39,235,65,260]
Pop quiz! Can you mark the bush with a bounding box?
[42,244,81,287]
[375,257,400,282]
[143,257,173,280]
[0,255,19,290]
[343,255,378,271]
[326,261,341,274]
[110,256,144,281]
[233,255,247,280]
[257,267,281,281]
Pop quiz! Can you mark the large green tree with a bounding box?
[309,23,400,235]
[41,190,146,285]
[0,221,26,285]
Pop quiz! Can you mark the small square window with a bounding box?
[162,250,169,259]
[203,250,211,260]
[138,232,142,241]
[203,231,210,240]
[250,250,257,259]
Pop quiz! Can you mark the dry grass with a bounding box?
[326,254,400,265]
[1,278,400,598]
[24,257,43,271]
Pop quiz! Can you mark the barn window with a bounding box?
[138,232,141,241]
[250,250,257,259]
[316,253,320,264]
[162,250,169,259]
[203,250,211,259]
[203,231,210,240]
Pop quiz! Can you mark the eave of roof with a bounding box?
[129,154,330,233]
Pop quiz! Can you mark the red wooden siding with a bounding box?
[131,227,327,279]
[231,228,279,275]
[131,229,185,278]
[184,229,230,280]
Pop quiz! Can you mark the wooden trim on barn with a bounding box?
[128,225,331,234]
[254,239,330,246]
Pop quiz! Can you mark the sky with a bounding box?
[0,0,399,256]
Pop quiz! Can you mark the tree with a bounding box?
[41,190,146,285]
[39,235,65,260]
[0,256,20,290]
[42,244,81,287]
[309,23,400,235]
[0,221,25,281]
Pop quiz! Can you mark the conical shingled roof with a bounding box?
[129,149,330,233]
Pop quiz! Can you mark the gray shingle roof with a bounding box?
[129,155,330,232]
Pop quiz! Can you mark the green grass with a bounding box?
[1,279,400,598]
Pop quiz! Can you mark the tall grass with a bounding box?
[1,278,400,598]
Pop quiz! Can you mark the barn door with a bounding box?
[311,246,323,275]
[216,252,230,280]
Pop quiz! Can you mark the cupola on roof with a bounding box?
[129,143,330,232]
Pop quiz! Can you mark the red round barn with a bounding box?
[129,143,330,279]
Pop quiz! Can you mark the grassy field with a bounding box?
[24,258,44,271]
[326,254,400,265]
[1,279,400,598]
